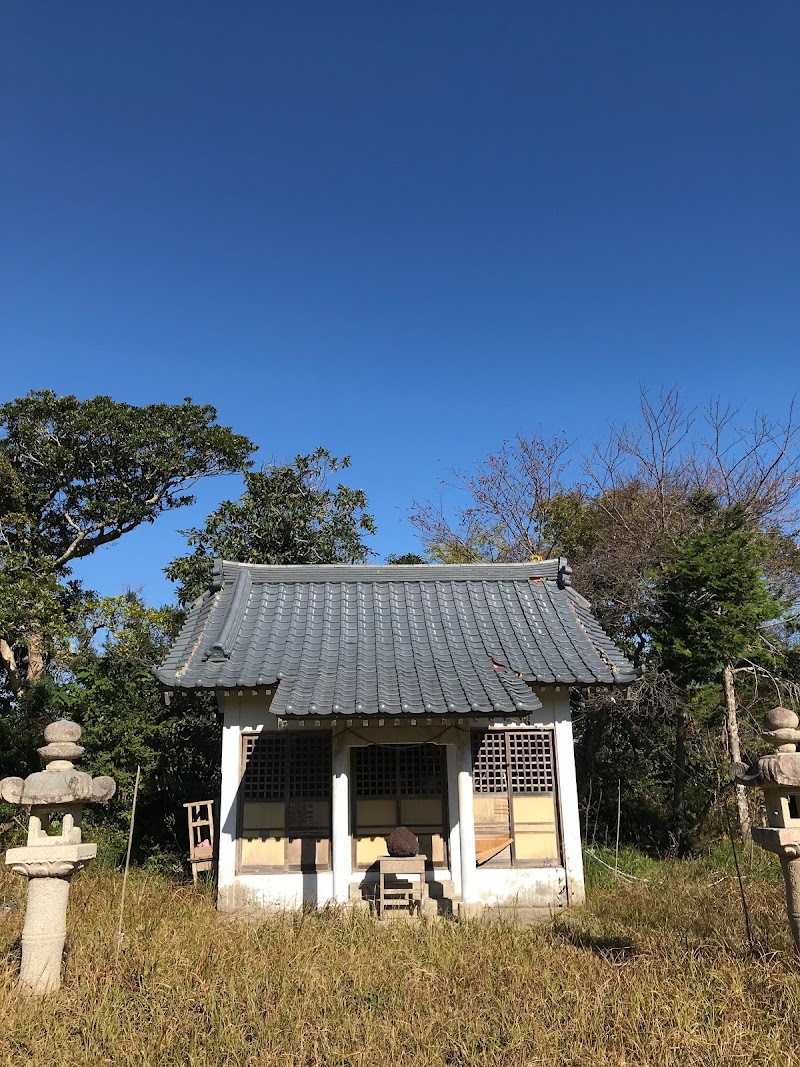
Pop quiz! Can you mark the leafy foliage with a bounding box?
[55,595,221,861]
[167,447,376,605]
[651,501,782,686]
[410,388,800,850]
[0,390,254,698]
[0,391,254,568]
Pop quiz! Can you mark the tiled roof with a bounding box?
[153,559,639,716]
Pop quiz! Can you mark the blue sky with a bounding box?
[2,3,798,605]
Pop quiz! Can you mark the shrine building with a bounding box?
[154,558,638,915]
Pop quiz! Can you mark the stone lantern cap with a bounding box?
[0,719,116,807]
[731,707,800,790]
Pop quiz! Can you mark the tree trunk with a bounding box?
[0,637,22,697]
[672,708,689,852]
[24,630,46,687]
[722,664,751,839]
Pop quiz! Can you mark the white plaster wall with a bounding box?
[218,694,298,912]
[219,871,335,912]
[331,732,351,903]
[471,867,567,908]
[217,692,585,913]
[220,870,465,913]
[445,743,462,898]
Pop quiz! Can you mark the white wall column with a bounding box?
[456,731,477,903]
[445,743,462,898]
[331,734,352,904]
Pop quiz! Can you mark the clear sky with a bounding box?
[2,3,798,605]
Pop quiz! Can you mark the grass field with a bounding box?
[0,847,798,1067]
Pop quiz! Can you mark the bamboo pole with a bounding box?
[115,765,140,965]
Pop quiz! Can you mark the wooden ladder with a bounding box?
[184,799,217,886]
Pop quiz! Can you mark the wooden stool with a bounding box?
[377,855,427,918]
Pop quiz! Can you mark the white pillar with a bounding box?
[445,744,463,898]
[456,732,477,904]
[217,697,241,909]
[553,701,586,906]
[331,735,351,904]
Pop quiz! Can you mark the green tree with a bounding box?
[651,499,784,845]
[167,447,376,605]
[0,391,254,700]
[386,552,427,565]
[409,388,800,851]
[55,594,220,862]
[652,503,779,684]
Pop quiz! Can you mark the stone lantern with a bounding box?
[731,706,800,953]
[0,719,115,993]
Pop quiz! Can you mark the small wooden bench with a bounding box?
[377,855,428,918]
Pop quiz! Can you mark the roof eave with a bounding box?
[524,667,643,687]
[149,667,280,692]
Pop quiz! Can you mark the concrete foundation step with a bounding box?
[456,903,556,924]
[349,877,459,917]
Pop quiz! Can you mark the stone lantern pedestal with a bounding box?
[732,706,800,953]
[749,828,800,951]
[0,720,115,993]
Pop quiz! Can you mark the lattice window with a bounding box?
[471,729,559,870]
[471,730,554,795]
[289,736,331,798]
[472,732,508,794]
[354,745,443,797]
[242,735,286,800]
[352,745,448,871]
[507,731,554,794]
[398,745,443,796]
[354,745,396,797]
[240,733,332,873]
[286,801,316,828]
[242,735,330,801]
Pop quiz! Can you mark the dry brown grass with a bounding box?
[0,851,798,1067]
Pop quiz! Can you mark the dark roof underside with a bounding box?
[154,560,639,716]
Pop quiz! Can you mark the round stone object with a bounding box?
[37,742,85,763]
[43,720,82,744]
[765,707,799,731]
[385,826,419,857]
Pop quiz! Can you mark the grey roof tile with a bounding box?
[154,559,639,715]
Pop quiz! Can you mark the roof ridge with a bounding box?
[215,557,568,583]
